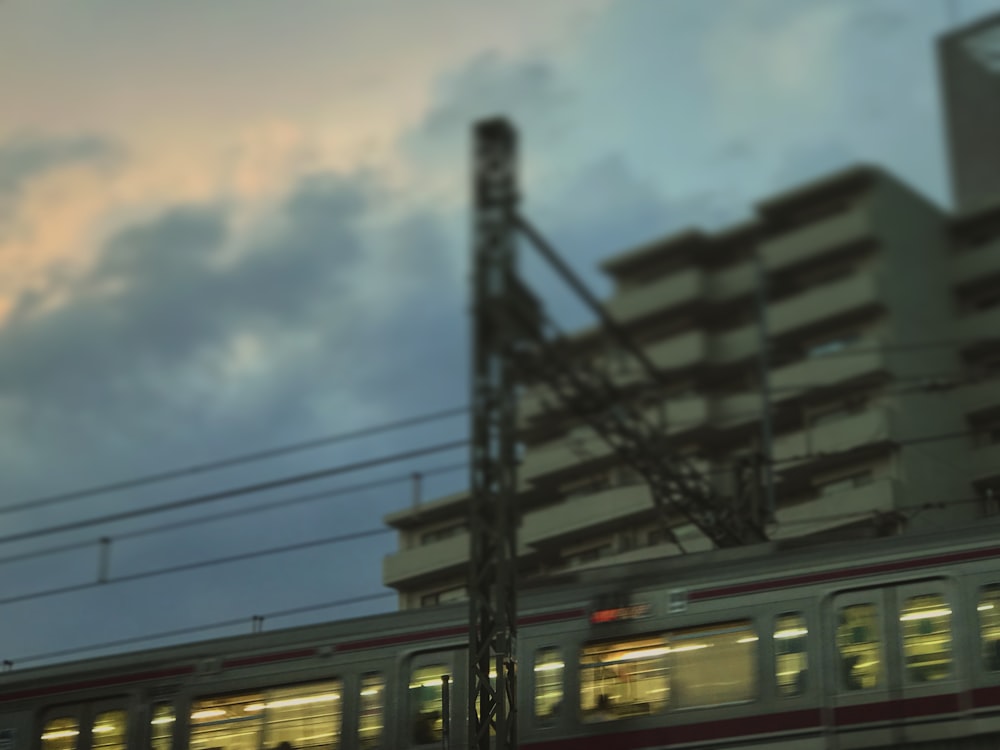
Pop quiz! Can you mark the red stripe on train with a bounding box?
[0,666,195,703]
[692,545,1000,601]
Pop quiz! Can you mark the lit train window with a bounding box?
[150,704,174,750]
[671,621,757,708]
[41,717,79,750]
[91,710,127,750]
[259,682,343,750]
[579,620,756,720]
[900,594,952,682]
[979,585,1000,670]
[410,665,449,745]
[580,635,669,721]
[358,673,385,750]
[190,680,342,750]
[774,613,808,697]
[534,648,563,721]
[836,603,881,690]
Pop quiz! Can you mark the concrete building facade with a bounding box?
[940,13,1000,211]
[382,164,1000,610]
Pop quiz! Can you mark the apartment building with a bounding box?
[940,12,1000,211]
[382,164,1000,609]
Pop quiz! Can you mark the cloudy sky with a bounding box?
[1,0,997,668]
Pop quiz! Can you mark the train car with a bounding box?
[4,518,1000,750]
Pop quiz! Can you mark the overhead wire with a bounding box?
[0,525,395,608]
[0,405,467,517]
[0,461,468,570]
[7,591,397,667]
[0,439,467,547]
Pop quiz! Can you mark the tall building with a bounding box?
[382,164,1000,610]
[940,13,1000,211]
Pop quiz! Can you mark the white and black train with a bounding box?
[4,518,1000,750]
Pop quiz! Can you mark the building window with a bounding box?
[815,471,874,497]
[420,586,467,608]
[420,523,466,545]
[807,332,861,358]
[563,544,613,569]
[836,603,881,691]
[900,594,952,683]
[808,397,866,428]
[774,613,808,697]
[534,648,564,722]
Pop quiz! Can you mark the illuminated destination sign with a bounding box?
[590,602,651,625]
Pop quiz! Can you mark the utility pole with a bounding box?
[468,118,521,750]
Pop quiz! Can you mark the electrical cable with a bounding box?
[0,405,468,516]
[7,591,396,667]
[0,526,394,608]
[0,461,468,570]
[0,440,466,547]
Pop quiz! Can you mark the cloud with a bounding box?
[0,133,119,199]
[401,51,575,189]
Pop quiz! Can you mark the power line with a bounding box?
[0,462,468,570]
[7,591,396,667]
[0,440,467,547]
[0,526,394,608]
[0,405,468,517]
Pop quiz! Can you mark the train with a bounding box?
[4,517,1000,750]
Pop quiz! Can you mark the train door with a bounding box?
[404,649,466,749]
[826,589,895,749]
[893,579,965,743]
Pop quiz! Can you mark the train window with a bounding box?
[580,634,669,721]
[410,665,449,745]
[358,673,385,750]
[979,585,1000,670]
[190,680,342,750]
[774,612,808,697]
[836,603,881,690]
[259,682,343,750]
[41,717,79,750]
[150,704,174,750]
[671,620,756,708]
[900,593,952,682]
[91,710,127,750]
[534,648,563,721]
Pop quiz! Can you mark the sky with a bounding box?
[1,0,998,669]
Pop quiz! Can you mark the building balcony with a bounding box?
[760,204,873,273]
[769,273,883,339]
[952,241,1000,289]
[609,330,708,387]
[521,483,654,549]
[959,305,1000,347]
[710,323,759,365]
[604,267,706,326]
[959,377,1000,418]
[769,479,900,540]
[771,409,895,473]
[519,430,616,484]
[383,531,470,588]
[769,347,890,400]
[971,442,1000,485]
[708,261,756,302]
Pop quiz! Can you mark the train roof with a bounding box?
[3,517,999,693]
